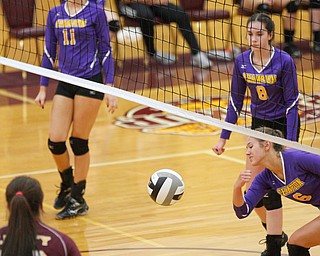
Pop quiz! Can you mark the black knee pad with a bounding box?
[69,137,89,156]
[109,20,121,33]
[263,189,282,210]
[287,244,310,256]
[286,0,300,13]
[257,3,272,13]
[310,0,320,8]
[48,139,67,155]
[255,198,264,208]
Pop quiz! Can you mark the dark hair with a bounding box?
[255,127,284,152]
[2,176,43,256]
[246,13,275,43]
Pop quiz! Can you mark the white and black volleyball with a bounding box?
[147,169,184,206]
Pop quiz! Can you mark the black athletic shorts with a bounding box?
[251,116,300,142]
[55,73,105,100]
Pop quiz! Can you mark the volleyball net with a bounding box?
[0,0,319,155]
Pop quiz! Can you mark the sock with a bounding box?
[287,244,310,256]
[59,166,73,188]
[71,180,86,202]
[262,222,286,244]
[266,234,282,256]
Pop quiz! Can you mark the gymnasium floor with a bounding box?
[0,46,320,255]
[1,1,320,253]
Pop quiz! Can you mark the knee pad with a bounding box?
[287,244,310,256]
[263,189,282,210]
[255,198,264,208]
[109,20,121,32]
[69,137,89,156]
[286,0,300,13]
[310,0,320,9]
[48,139,67,155]
[257,3,272,13]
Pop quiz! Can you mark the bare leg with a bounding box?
[49,95,73,171]
[267,209,282,235]
[72,95,102,183]
[289,216,320,248]
[55,95,102,219]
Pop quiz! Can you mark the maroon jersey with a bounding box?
[0,222,80,256]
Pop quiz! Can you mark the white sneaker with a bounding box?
[153,51,176,65]
[207,46,242,61]
[191,51,212,68]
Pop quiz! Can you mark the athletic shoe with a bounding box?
[283,42,301,58]
[56,197,89,220]
[260,232,288,256]
[53,185,71,210]
[153,51,176,65]
[190,51,212,68]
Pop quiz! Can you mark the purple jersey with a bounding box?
[0,222,80,255]
[221,47,299,141]
[234,148,320,219]
[40,1,114,86]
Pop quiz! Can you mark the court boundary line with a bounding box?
[1,134,319,180]
[0,146,246,179]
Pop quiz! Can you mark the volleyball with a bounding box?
[147,169,184,206]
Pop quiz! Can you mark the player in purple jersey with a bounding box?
[35,0,118,219]
[233,127,320,256]
[61,0,121,34]
[212,13,300,255]
[0,176,80,256]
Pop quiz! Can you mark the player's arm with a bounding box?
[233,169,252,218]
[40,10,58,87]
[95,9,118,113]
[220,57,247,140]
[36,9,58,108]
[96,8,114,85]
[233,170,267,219]
[213,58,246,154]
[282,57,299,141]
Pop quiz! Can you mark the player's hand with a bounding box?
[35,86,47,109]
[235,169,252,188]
[212,138,226,155]
[105,94,118,113]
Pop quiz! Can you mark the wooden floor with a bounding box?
[0,83,320,255]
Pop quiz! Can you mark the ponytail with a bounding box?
[2,193,37,256]
[1,176,43,256]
